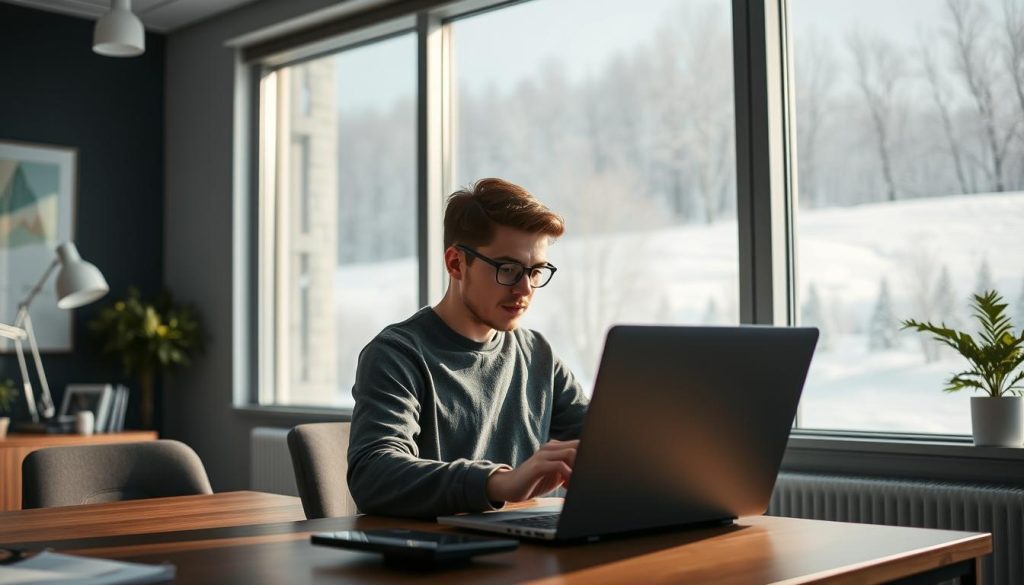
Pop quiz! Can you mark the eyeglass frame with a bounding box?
[454,244,558,288]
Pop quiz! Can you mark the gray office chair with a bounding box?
[287,422,357,519]
[22,439,213,509]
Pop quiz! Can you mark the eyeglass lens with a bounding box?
[496,264,553,287]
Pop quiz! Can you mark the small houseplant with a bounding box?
[0,378,17,439]
[902,290,1024,446]
[88,288,203,429]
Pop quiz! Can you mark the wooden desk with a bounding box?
[0,430,158,511]
[0,491,991,584]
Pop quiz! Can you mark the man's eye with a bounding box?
[499,266,519,275]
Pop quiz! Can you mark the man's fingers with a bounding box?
[540,439,579,450]
[537,446,577,467]
[517,461,573,500]
[537,460,572,479]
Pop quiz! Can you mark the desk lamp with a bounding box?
[3,242,109,424]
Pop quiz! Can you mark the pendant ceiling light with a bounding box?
[93,0,145,57]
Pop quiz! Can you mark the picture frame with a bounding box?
[0,139,78,352]
[59,384,114,433]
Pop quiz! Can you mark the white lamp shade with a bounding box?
[93,0,145,57]
[55,243,110,309]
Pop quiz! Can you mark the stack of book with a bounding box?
[103,384,130,432]
[54,384,130,433]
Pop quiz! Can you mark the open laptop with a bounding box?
[438,324,818,541]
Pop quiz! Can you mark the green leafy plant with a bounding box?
[0,378,17,414]
[88,288,204,427]
[902,290,1024,397]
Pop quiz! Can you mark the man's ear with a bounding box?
[444,246,464,280]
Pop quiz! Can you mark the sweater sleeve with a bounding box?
[549,352,590,441]
[346,337,507,518]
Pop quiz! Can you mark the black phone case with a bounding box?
[311,530,518,564]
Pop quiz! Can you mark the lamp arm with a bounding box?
[20,312,55,419]
[0,321,38,422]
[18,258,60,311]
[0,323,27,341]
[11,330,40,423]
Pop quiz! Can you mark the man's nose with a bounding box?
[512,274,532,296]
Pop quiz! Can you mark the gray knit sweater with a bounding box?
[347,307,589,518]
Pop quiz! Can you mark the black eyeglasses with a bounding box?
[455,244,557,288]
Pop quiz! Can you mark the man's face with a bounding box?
[460,225,550,333]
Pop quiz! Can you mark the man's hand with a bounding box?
[486,439,579,503]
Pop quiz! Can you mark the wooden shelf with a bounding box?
[0,430,158,511]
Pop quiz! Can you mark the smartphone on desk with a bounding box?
[311,529,518,564]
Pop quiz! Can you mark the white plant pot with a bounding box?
[970,396,1024,447]
[0,417,8,439]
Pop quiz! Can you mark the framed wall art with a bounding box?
[0,140,77,352]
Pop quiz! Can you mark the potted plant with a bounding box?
[903,290,1024,447]
[88,288,203,429]
[0,378,17,439]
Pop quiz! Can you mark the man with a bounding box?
[347,178,589,518]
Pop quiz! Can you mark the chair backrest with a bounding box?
[22,439,213,509]
[287,422,357,519]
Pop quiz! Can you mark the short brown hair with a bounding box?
[443,178,564,249]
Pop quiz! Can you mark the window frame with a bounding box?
[237,0,1019,481]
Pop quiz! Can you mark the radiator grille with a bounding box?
[769,472,1024,585]
[250,427,299,497]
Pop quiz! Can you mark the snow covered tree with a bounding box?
[796,31,838,209]
[974,257,993,297]
[847,30,906,202]
[801,283,829,348]
[932,264,960,330]
[868,278,898,351]
[1016,275,1024,336]
[703,297,720,325]
[944,0,1012,193]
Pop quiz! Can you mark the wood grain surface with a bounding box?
[0,492,991,584]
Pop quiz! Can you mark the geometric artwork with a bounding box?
[0,140,76,352]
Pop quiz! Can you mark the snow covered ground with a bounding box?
[331,191,1024,433]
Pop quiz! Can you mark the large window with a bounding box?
[791,0,1024,433]
[451,0,739,386]
[250,0,1023,441]
[258,34,417,408]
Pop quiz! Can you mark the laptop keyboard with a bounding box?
[500,513,561,529]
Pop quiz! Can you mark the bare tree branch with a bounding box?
[1004,0,1024,132]
[795,31,838,208]
[847,30,904,201]
[918,38,973,194]
[945,0,1009,192]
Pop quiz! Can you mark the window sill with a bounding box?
[228,408,1023,484]
[233,404,352,425]
[784,431,1024,485]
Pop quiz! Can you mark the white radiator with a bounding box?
[250,427,299,497]
[769,472,1024,585]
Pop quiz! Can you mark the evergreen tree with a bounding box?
[1016,275,1024,336]
[868,277,897,351]
[801,283,828,348]
[974,257,993,297]
[932,264,959,330]
[702,297,719,325]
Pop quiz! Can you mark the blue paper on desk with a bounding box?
[0,551,174,584]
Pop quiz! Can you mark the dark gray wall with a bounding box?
[164,0,349,491]
[0,3,164,429]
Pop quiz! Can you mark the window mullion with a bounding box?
[256,70,279,406]
[417,12,445,307]
[733,0,794,328]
